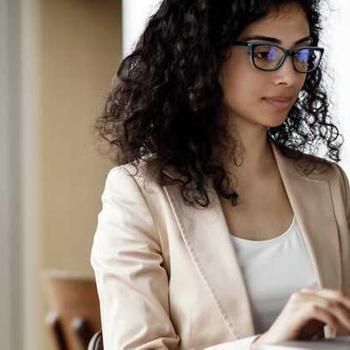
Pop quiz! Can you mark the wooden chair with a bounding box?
[43,269,101,350]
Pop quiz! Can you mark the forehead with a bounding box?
[239,4,310,41]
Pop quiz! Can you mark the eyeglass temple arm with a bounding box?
[231,40,249,47]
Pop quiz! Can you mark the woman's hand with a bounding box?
[250,288,350,349]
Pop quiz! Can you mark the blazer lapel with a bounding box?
[270,140,341,338]
[163,181,256,338]
[270,140,341,294]
[162,138,342,338]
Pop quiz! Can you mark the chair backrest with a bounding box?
[43,269,101,350]
[88,330,104,350]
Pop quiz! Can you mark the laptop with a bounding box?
[259,336,350,349]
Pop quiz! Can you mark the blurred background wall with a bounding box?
[38,0,121,277]
[20,0,121,349]
[38,1,121,348]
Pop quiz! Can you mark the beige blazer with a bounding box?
[90,138,350,350]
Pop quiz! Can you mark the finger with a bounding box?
[300,288,350,311]
[307,295,350,331]
[304,304,341,331]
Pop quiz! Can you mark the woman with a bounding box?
[90,0,350,349]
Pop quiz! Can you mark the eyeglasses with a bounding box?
[231,40,324,73]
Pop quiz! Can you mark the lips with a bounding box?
[263,96,293,110]
[263,96,294,102]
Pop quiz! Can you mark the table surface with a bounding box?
[258,336,350,349]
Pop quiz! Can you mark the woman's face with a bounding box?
[220,3,311,129]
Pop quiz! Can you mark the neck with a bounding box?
[223,117,277,181]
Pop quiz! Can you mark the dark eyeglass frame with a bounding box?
[231,40,325,73]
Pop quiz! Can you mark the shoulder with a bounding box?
[103,159,166,198]
[287,148,350,201]
[279,148,350,211]
[282,146,343,182]
[106,155,185,189]
[103,164,139,193]
[105,158,152,183]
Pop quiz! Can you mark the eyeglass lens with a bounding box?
[252,44,322,72]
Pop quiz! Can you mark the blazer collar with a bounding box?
[162,138,341,338]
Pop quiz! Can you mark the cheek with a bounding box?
[221,53,265,104]
[299,75,307,91]
[222,65,264,108]
[222,67,306,113]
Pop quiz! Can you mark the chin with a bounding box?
[263,110,290,128]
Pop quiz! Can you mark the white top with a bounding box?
[230,215,319,333]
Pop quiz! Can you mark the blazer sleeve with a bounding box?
[334,162,350,295]
[90,166,261,350]
[335,163,350,225]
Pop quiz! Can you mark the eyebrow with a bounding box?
[241,35,312,45]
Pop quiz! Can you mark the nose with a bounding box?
[274,56,300,86]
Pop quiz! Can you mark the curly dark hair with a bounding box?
[94,0,344,208]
